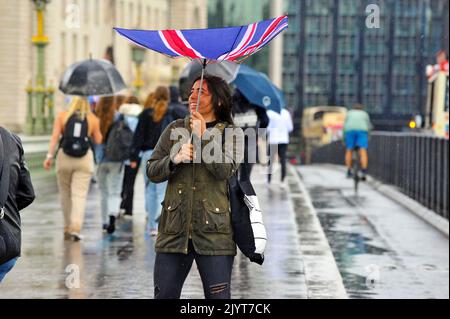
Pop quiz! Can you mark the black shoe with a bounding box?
[107,215,116,234]
[361,169,368,181]
[102,223,108,232]
[346,170,353,179]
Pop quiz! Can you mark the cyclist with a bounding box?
[344,103,372,180]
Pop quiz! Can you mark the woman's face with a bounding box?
[189,80,214,117]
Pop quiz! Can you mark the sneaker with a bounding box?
[150,229,158,237]
[70,232,83,241]
[346,169,353,179]
[123,212,133,219]
[361,169,368,181]
[64,232,72,241]
[107,215,116,234]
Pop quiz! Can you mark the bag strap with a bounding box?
[0,128,12,219]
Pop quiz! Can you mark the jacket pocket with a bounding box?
[202,200,231,234]
[160,199,183,235]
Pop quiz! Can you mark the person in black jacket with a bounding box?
[169,85,189,120]
[0,126,35,282]
[130,86,185,236]
[232,89,269,182]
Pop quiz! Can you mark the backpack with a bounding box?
[60,113,91,158]
[104,117,133,162]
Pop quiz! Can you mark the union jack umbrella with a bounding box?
[114,15,288,112]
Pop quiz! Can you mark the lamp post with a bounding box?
[27,0,54,135]
[131,45,146,96]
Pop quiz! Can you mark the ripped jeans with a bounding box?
[154,240,234,299]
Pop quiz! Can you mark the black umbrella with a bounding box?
[59,58,126,96]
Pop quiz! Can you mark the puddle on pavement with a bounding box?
[318,212,391,299]
[305,186,396,299]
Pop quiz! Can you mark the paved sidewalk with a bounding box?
[0,165,313,299]
[299,165,449,299]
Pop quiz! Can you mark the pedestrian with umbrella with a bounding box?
[43,58,126,241]
[115,15,288,299]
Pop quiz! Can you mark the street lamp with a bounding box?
[131,45,146,95]
[27,0,54,135]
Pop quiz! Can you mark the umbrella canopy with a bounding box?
[114,16,288,62]
[114,15,288,114]
[59,58,126,96]
[233,65,285,113]
[180,60,240,83]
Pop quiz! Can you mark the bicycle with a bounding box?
[352,146,361,195]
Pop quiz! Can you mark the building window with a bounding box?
[72,34,78,62]
[61,32,66,68]
[129,2,134,28]
[83,0,89,24]
[95,0,99,25]
[84,35,89,59]
[119,1,124,26]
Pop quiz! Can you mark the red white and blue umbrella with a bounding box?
[114,15,288,112]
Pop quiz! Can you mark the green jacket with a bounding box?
[147,116,244,256]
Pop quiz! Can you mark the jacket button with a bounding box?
[192,186,196,191]
[178,190,182,194]
[206,220,209,224]
[168,206,172,210]
[215,208,220,212]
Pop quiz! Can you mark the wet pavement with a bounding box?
[2,163,447,299]
[299,165,449,299]
[0,165,308,299]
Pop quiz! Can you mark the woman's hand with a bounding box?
[43,158,53,171]
[130,161,138,169]
[190,111,207,137]
[173,143,193,164]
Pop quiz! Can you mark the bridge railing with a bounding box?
[311,132,449,219]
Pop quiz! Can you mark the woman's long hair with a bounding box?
[113,95,127,111]
[152,86,170,123]
[192,75,234,125]
[144,92,156,110]
[96,96,116,137]
[124,95,140,105]
[64,96,90,126]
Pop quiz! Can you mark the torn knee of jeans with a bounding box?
[209,283,229,295]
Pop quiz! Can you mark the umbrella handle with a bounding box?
[195,59,207,114]
[190,59,207,143]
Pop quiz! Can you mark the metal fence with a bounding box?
[311,132,449,219]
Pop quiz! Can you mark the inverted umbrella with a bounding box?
[59,58,126,96]
[114,15,288,112]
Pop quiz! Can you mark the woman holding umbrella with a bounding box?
[43,97,102,241]
[147,75,244,299]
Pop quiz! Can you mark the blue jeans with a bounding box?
[142,150,167,231]
[97,162,124,224]
[0,257,18,283]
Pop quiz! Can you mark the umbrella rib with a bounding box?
[218,26,244,63]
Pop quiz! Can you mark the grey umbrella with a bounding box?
[179,60,240,101]
[59,58,127,96]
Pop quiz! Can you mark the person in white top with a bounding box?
[266,108,293,184]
